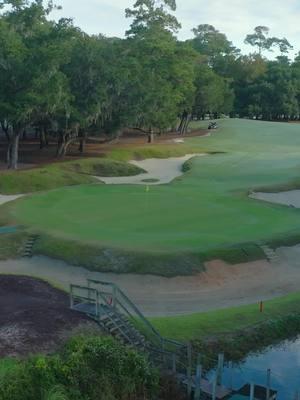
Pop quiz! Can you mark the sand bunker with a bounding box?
[0,194,24,206]
[250,190,300,208]
[0,254,299,317]
[96,154,205,185]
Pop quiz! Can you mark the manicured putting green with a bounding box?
[11,119,300,254]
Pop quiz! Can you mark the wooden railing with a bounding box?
[86,279,188,370]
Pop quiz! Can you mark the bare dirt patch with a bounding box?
[0,275,97,357]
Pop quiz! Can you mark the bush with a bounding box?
[0,336,159,400]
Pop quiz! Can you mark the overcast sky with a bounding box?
[51,0,300,57]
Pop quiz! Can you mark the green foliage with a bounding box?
[0,1,299,171]
[244,26,293,55]
[193,61,234,118]
[0,336,159,400]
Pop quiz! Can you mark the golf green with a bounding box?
[10,119,300,255]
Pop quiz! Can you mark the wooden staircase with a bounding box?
[98,305,147,349]
[70,280,242,399]
[70,280,188,372]
[260,244,280,263]
[22,234,39,258]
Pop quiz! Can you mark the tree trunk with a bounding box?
[40,127,47,149]
[78,139,84,153]
[1,122,10,142]
[78,131,87,154]
[148,131,154,143]
[8,130,21,169]
[6,143,12,166]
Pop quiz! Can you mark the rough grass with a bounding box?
[0,164,96,194]
[0,232,27,260]
[33,234,205,276]
[107,144,201,162]
[64,158,145,177]
[150,291,300,341]
[150,291,300,366]
[0,158,144,194]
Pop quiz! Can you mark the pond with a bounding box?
[215,338,300,400]
[0,226,18,234]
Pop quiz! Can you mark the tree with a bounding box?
[125,0,181,36]
[245,26,293,55]
[191,24,239,59]
[124,0,195,141]
[192,59,234,119]
[0,0,72,168]
[245,26,271,54]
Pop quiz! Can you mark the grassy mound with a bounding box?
[33,234,205,276]
[64,158,145,177]
[0,158,144,194]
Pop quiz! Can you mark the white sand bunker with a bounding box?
[250,190,300,208]
[97,154,205,185]
[173,138,185,144]
[0,194,24,206]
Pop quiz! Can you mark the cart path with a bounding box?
[1,250,300,317]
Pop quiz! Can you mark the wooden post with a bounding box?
[260,301,264,313]
[172,354,176,374]
[70,285,74,309]
[87,280,91,302]
[194,354,202,400]
[266,368,271,400]
[250,383,255,400]
[228,361,233,390]
[95,291,99,317]
[161,338,166,364]
[187,342,192,399]
[112,285,117,310]
[212,374,217,400]
[217,353,224,386]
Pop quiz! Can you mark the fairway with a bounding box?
[10,119,300,257]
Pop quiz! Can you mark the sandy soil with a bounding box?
[96,154,205,185]
[0,194,24,205]
[250,190,300,208]
[0,275,96,357]
[0,253,299,317]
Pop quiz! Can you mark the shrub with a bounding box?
[0,336,159,400]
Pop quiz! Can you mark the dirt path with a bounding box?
[1,252,299,317]
[96,154,205,185]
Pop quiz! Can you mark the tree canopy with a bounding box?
[0,0,299,168]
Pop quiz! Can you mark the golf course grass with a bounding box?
[6,119,300,270]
